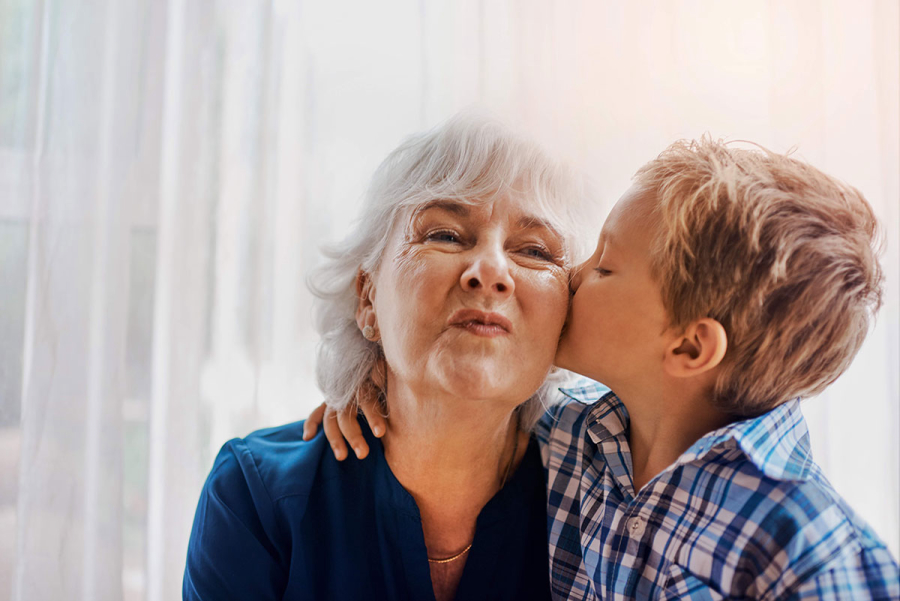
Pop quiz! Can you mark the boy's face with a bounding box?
[556,185,671,390]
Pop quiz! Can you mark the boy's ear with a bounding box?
[663,318,727,379]
[355,269,377,334]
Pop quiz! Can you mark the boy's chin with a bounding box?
[554,350,607,385]
[553,347,585,378]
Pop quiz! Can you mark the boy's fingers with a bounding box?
[322,409,348,461]
[337,403,369,459]
[302,402,327,440]
[358,383,386,438]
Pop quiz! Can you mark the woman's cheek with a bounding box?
[546,269,571,324]
[526,269,570,332]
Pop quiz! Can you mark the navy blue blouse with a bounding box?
[183,418,552,600]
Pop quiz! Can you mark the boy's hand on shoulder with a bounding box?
[302,359,388,461]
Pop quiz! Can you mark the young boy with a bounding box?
[542,138,898,599]
[309,138,899,599]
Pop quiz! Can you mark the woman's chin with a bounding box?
[432,365,538,406]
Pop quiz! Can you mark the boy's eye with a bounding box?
[594,267,612,277]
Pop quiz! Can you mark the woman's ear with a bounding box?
[355,269,379,339]
[663,318,727,378]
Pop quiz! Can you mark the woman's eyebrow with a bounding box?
[516,214,562,240]
[413,199,471,218]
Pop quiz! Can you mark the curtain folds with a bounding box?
[0,1,897,599]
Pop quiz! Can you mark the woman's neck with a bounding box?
[380,378,526,558]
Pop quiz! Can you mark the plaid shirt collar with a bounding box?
[558,384,815,483]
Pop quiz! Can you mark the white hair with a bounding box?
[308,110,591,430]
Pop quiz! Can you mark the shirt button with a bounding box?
[627,516,645,537]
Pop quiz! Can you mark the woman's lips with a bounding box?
[454,322,508,337]
[448,308,513,337]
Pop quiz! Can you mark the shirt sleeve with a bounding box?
[784,545,900,601]
[183,440,289,601]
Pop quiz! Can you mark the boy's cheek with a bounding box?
[556,303,599,366]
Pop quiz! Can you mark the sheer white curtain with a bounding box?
[0,1,896,599]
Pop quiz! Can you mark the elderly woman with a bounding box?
[183,113,589,600]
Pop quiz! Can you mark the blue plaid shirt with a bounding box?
[536,379,900,600]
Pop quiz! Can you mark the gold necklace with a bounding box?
[426,429,520,565]
[427,542,473,564]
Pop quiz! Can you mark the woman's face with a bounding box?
[366,194,569,407]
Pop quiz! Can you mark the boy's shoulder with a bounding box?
[536,378,613,436]
[536,378,626,486]
[667,454,898,598]
[660,402,899,598]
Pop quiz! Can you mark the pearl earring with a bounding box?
[362,325,376,340]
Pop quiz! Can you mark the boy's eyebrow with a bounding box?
[598,230,615,249]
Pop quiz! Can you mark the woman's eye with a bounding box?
[594,267,612,277]
[425,230,461,243]
[521,246,553,261]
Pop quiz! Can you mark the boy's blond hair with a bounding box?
[635,137,883,416]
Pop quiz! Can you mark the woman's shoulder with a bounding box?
[187,421,332,597]
[210,419,332,505]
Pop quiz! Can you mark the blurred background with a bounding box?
[0,1,897,600]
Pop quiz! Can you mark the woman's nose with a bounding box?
[460,243,515,297]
